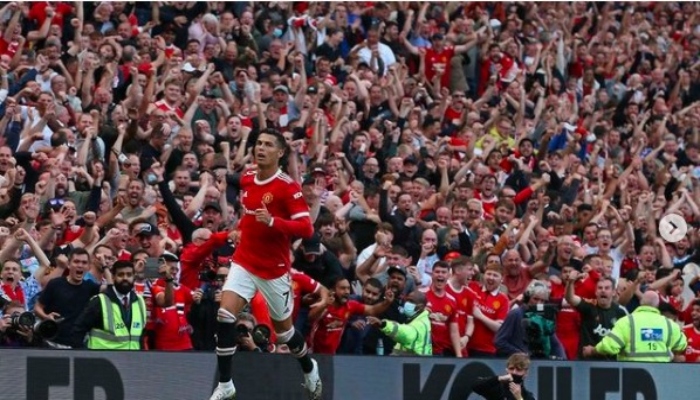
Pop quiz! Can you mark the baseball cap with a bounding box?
[311,166,327,175]
[307,86,318,95]
[274,85,289,94]
[203,202,222,213]
[387,266,407,278]
[443,252,461,262]
[161,251,179,262]
[302,176,316,186]
[181,62,196,73]
[431,33,445,41]
[403,155,419,165]
[301,232,322,255]
[136,223,160,237]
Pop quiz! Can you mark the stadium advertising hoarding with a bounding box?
[0,349,691,399]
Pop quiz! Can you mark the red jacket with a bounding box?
[179,231,230,290]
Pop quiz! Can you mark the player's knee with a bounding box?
[217,308,237,324]
[276,327,295,344]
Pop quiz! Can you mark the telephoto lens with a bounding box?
[10,312,35,329]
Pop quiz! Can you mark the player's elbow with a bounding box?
[301,220,314,238]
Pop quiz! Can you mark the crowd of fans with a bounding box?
[0,1,699,361]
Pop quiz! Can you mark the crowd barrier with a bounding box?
[0,348,690,399]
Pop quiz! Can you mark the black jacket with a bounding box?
[472,376,536,400]
[70,287,145,349]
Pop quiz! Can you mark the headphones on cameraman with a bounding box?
[522,280,550,304]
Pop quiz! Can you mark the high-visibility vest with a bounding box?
[596,306,687,362]
[87,293,146,350]
[381,310,433,356]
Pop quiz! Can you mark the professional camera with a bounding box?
[10,311,35,329]
[522,303,558,359]
[236,323,272,351]
[7,312,60,340]
[199,269,218,282]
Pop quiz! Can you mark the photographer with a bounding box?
[235,312,269,353]
[494,280,566,359]
[189,265,229,351]
[472,353,536,400]
[0,301,40,347]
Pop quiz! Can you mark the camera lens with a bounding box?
[236,324,250,334]
[11,312,36,328]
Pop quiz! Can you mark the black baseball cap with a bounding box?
[136,223,160,237]
[203,202,222,213]
[301,232,322,255]
[161,251,179,262]
[387,266,407,278]
[403,156,419,165]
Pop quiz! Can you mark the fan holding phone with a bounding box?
[471,353,535,400]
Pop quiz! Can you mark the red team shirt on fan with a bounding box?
[446,283,476,357]
[234,169,311,279]
[424,46,456,89]
[683,325,700,363]
[154,99,184,118]
[291,269,321,322]
[312,300,365,355]
[422,288,458,356]
[468,287,509,355]
[151,282,194,351]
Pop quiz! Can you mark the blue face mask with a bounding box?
[402,301,418,317]
[273,28,283,38]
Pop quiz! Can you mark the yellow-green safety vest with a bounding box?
[381,310,432,356]
[596,306,687,362]
[87,293,146,350]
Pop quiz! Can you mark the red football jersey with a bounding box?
[446,282,475,357]
[291,269,321,322]
[234,169,313,279]
[151,282,194,351]
[556,300,581,361]
[446,282,475,337]
[154,99,184,118]
[424,46,455,89]
[311,300,365,355]
[683,324,700,363]
[422,287,458,356]
[576,269,601,300]
[468,287,509,355]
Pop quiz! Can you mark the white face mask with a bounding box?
[402,301,418,317]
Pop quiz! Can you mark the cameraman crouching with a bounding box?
[0,302,41,347]
[494,281,566,359]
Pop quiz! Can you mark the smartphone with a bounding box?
[144,257,163,280]
[512,375,524,384]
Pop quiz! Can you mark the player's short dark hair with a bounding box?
[259,128,288,150]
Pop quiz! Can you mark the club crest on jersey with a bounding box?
[262,192,274,204]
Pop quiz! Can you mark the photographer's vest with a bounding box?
[87,293,146,350]
[598,306,686,362]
